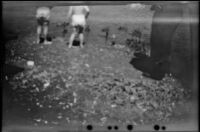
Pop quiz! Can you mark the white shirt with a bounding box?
[67,6,90,26]
[36,7,51,19]
[67,6,90,18]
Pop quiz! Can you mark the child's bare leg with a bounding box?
[69,28,76,48]
[37,26,42,44]
[43,24,50,44]
[79,33,84,48]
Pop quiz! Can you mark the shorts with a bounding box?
[71,15,86,27]
[37,17,49,26]
[74,25,84,34]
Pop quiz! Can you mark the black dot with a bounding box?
[107,126,112,130]
[127,125,133,130]
[114,126,118,130]
[87,125,93,130]
[154,125,160,131]
[162,126,166,130]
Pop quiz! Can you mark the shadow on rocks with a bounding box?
[130,53,169,80]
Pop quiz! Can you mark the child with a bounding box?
[67,6,90,48]
[36,6,52,45]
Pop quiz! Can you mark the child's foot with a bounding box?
[80,45,84,48]
[44,40,52,45]
[68,45,72,48]
[36,39,40,44]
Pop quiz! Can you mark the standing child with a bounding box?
[36,6,52,45]
[67,6,90,48]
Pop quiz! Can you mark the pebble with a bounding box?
[82,120,87,125]
[66,105,69,108]
[130,96,136,102]
[35,119,41,122]
[112,34,116,39]
[27,61,34,67]
[54,97,59,100]
[11,50,14,56]
[59,102,65,105]
[66,117,70,122]
[39,104,43,108]
[74,98,77,104]
[100,117,107,123]
[93,100,97,105]
[172,102,175,107]
[114,45,125,49]
[44,82,50,88]
[151,101,159,109]
[35,87,39,92]
[52,121,58,125]
[85,64,90,68]
[44,120,48,124]
[68,76,72,80]
[5,76,8,80]
[48,105,52,108]
[57,115,63,119]
[62,107,66,110]
[73,92,77,97]
[65,83,71,88]
[69,103,73,107]
[83,113,87,117]
[111,104,117,108]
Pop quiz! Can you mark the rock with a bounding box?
[85,64,90,68]
[59,102,65,105]
[83,113,87,117]
[111,34,116,39]
[39,104,43,108]
[62,107,66,110]
[57,115,63,119]
[27,61,34,67]
[44,81,50,88]
[44,120,48,124]
[52,121,58,125]
[35,119,42,122]
[130,96,136,102]
[93,100,97,105]
[82,120,87,125]
[66,117,70,122]
[5,76,8,80]
[68,76,72,80]
[151,101,159,109]
[69,103,73,107]
[73,92,77,97]
[66,105,69,108]
[111,104,117,108]
[74,98,77,104]
[35,87,39,92]
[100,117,107,123]
[114,45,125,49]
[172,102,175,107]
[48,105,52,108]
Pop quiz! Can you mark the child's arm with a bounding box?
[84,6,90,19]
